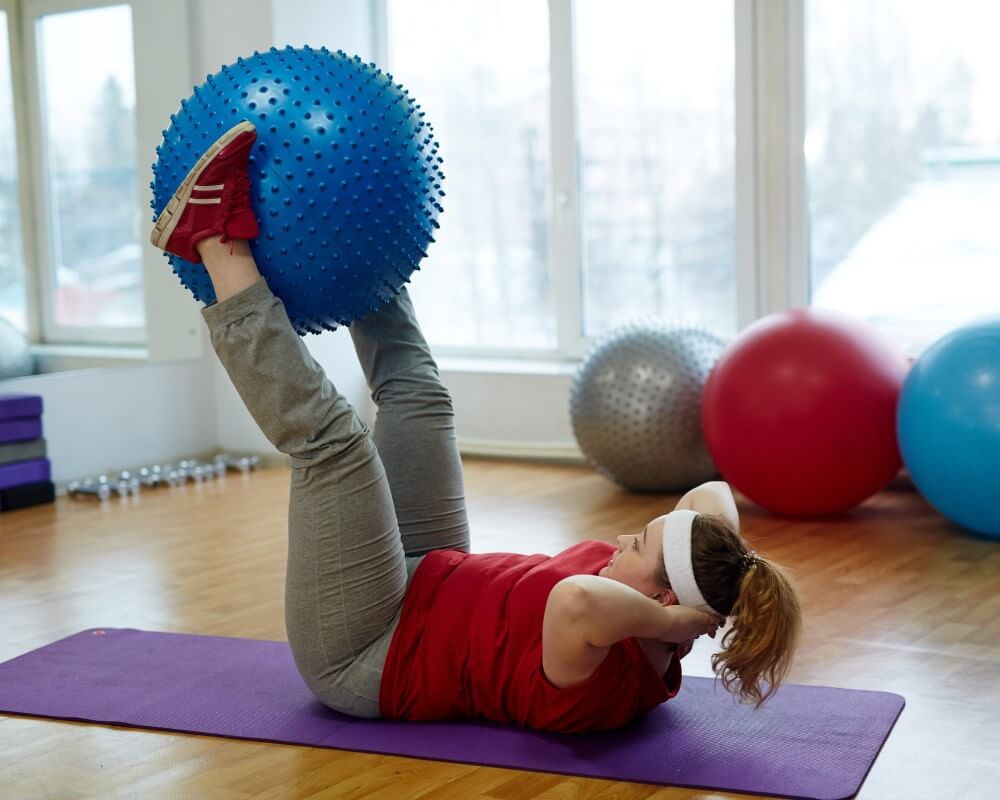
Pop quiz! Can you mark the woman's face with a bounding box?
[598,516,677,606]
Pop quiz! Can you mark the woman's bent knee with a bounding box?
[316,683,382,719]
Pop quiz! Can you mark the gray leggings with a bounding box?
[201,277,470,717]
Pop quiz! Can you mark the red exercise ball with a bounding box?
[701,308,909,516]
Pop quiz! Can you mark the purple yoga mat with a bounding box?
[0,629,903,800]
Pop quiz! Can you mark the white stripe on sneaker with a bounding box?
[194,183,224,191]
[189,198,222,205]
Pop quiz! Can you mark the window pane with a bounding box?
[37,5,143,329]
[386,0,553,349]
[576,0,736,339]
[0,11,26,332]
[807,0,1000,353]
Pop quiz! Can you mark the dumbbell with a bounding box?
[67,473,138,500]
[214,454,261,474]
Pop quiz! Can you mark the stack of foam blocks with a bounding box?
[0,393,55,513]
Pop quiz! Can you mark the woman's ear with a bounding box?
[657,590,678,607]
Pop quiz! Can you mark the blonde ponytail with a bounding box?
[711,557,802,708]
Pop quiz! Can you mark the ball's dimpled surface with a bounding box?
[570,320,725,492]
[151,46,445,335]
[701,308,909,516]
[897,318,1000,539]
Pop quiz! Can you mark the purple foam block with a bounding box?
[0,629,903,800]
[0,458,50,490]
[0,394,43,420]
[0,417,42,445]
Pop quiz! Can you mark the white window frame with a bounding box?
[739,0,808,322]
[1,0,36,339]
[5,0,203,369]
[373,0,808,365]
[547,0,585,360]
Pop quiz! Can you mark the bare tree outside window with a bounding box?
[576,0,735,339]
[387,0,736,349]
[37,4,142,331]
[387,0,554,349]
[808,0,1000,352]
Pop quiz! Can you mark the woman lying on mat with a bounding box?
[150,123,802,733]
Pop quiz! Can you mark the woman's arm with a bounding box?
[554,575,721,648]
[674,481,740,532]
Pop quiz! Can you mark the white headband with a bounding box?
[657,509,725,617]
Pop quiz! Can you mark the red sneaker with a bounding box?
[150,120,259,264]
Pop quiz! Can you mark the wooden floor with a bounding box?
[2,459,999,799]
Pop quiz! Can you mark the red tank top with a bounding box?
[379,540,681,733]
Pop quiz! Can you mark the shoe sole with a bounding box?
[149,120,256,254]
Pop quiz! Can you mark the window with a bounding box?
[33,3,143,340]
[383,0,992,366]
[0,1,212,370]
[575,1,735,339]
[385,0,554,350]
[0,7,25,332]
[384,0,738,356]
[806,0,1000,352]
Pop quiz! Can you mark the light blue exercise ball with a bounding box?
[897,318,1000,539]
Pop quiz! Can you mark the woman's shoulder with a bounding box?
[554,539,615,566]
[558,539,614,555]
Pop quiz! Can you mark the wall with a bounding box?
[442,362,580,460]
[4,354,217,486]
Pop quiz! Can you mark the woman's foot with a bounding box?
[150,120,259,264]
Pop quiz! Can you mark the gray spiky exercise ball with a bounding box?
[0,317,33,379]
[570,320,726,492]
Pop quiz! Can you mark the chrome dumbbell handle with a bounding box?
[67,481,112,501]
[216,454,261,474]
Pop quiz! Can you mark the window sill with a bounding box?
[436,355,579,377]
[29,344,150,374]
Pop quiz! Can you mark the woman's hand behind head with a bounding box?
[659,605,724,644]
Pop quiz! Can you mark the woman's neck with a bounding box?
[638,638,674,676]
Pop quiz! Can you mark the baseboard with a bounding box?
[457,438,586,464]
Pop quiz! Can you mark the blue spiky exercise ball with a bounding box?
[151,46,444,335]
